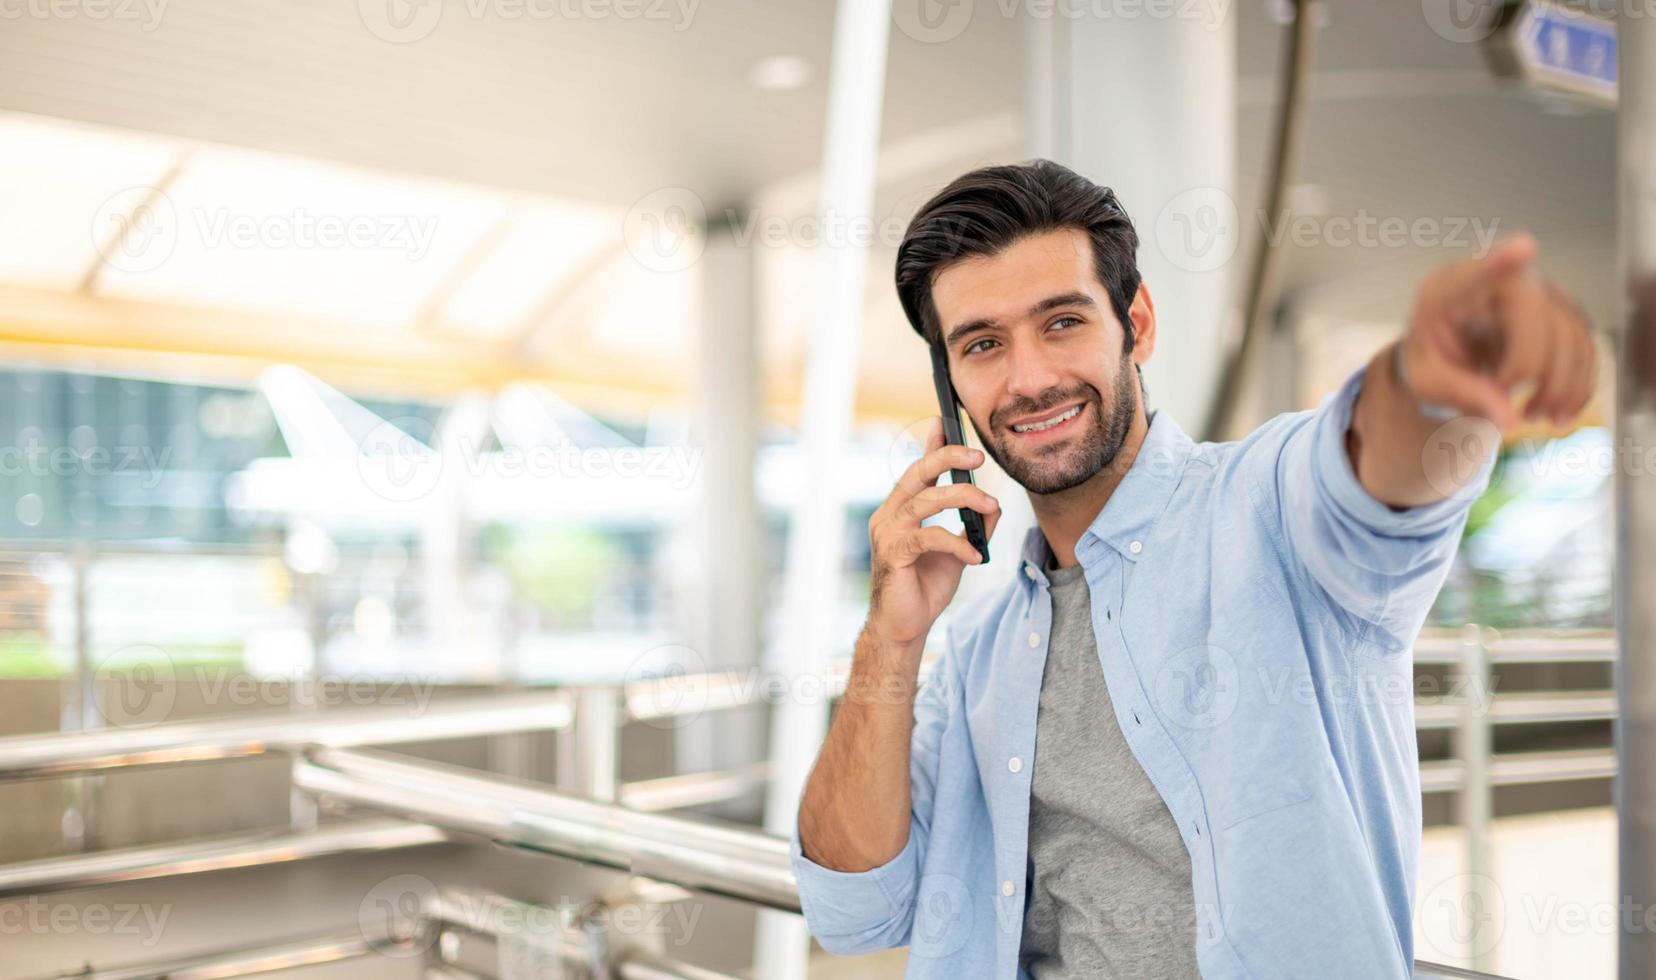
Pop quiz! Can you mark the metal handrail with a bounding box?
[0,817,446,898]
[293,747,799,913]
[20,927,414,980]
[25,885,745,980]
[291,746,1500,979]
[0,691,573,782]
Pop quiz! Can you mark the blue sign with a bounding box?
[1517,1,1617,103]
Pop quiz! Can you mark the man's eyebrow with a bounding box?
[943,291,1098,348]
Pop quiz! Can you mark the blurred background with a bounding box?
[0,0,1634,978]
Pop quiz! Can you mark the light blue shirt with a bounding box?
[791,362,1496,979]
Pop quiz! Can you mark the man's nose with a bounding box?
[1003,339,1066,401]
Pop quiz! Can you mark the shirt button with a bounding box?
[1129,540,1143,554]
[1001,880,1015,896]
[1023,564,1036,580]
[1028,632,1040,648]
[1008,756,1023,773]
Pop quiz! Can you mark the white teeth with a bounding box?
[1012,404,1081,433]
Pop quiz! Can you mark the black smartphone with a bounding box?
[928,342,990,565]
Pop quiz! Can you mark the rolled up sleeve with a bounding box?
[1269,362,1497,652]
[790,634,960,956]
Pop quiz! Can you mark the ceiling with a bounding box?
[0,0,1619,427]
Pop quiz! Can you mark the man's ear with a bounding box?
[1127,282,1157,364]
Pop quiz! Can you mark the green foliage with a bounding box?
[491,525,625,623]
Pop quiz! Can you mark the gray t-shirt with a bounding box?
[1018,561,1199,978]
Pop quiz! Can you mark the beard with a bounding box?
[976,354,1138,495]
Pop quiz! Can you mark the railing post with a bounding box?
[559,686,620,803]
[1454,622,1495,972]
[62,542,98,852]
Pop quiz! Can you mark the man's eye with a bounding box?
[1052,316,1082,331]
[964,338,997,355]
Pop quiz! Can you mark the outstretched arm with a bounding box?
[1349,232,1598,509]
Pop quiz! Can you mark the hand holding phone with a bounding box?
[929,343,991,564]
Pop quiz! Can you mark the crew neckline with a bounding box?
[1045,561,1085,586]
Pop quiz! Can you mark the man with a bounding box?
[791,160,1597,978]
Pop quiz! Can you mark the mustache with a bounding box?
[990,384,1101,431]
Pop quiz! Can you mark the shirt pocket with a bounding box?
[1125,622,1320,831]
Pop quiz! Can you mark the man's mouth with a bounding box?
[1009,402,1085,436]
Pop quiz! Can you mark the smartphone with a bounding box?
[928,342,990,565]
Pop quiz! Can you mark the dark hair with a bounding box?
[894,159,1146,399]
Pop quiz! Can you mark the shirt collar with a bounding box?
[1017,407,1196,587]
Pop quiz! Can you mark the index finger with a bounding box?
[893,421,980,500]
[1437,233,1538,305]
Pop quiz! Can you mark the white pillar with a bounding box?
[683,218,764,800]
[1022,7,1237,430]
[756,0,892,976]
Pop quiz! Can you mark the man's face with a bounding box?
[930,227,1143,495]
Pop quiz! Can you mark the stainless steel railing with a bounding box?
[295,746,799,913]
[4,627,1607,979]
[0,689,572,781]
[0,817,445,898]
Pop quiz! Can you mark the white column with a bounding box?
[683,218,763,798]
[755,0,892,976]
[1022,7,1238,429]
